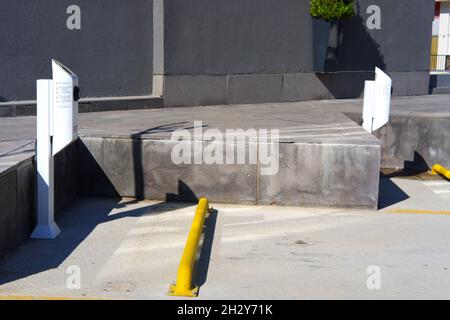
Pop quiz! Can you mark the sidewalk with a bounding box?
[0,176,449,300]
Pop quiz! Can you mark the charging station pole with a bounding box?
[32,80,59,239]
[31,60,79,239]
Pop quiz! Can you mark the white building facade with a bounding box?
[433,0,450,70]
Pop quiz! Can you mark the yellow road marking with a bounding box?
[385,209,450,215]
[0,295,103,300]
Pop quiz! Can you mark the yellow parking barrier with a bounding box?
[430,164,450,180]
[168,198,211,297]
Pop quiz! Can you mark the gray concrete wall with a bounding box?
[0,158,34,259]
[77,136,380,209]
[0,0,434,106]
[155,0,434,106]
[346,113,450,170]
[0,142,78,259]
[159,0,433,75]
[0,0,153,102]
[377,116,450,170]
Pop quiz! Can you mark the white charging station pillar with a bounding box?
[31,80,60,239]
[31,60,79,239]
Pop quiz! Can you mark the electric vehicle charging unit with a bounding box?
[31,60,80,239]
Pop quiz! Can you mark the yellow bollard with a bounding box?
[431,164,450,180]
[168,198,210,297]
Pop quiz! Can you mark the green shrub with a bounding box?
[310,0,355,22]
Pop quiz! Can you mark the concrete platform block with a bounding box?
[376,116,450,169]
[15,160,35,244]
[54,141,78,213]
[142,140,258,204]
[0,141,81,258]
[77,137,135,197]
[258,143,381,208]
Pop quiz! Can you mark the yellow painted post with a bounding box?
[168,198,210,297]
[431,164,450,180]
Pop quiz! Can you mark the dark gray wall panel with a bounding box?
[0,0,435,103]
[162,0,434,75]
[163,0,313,75]
[0,0,153,101]
[335,0,434,72]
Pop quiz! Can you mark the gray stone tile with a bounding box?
[227,74,283,104]
[0,107,13,117]
[163,75,227,107]
[316,71,374,99]
[281,73,331,101]
[390,72,408,96]
[127,97,163,110]
[407,71,430,96]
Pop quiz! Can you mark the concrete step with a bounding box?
[0,95,163,117]
[76,103,381,208]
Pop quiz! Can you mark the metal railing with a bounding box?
[430,55,449,71]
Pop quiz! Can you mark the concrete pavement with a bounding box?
[0,175,449,300]
[2,93,449,175]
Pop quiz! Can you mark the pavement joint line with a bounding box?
[385,209,450,215]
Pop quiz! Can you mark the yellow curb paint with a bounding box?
[385,209,450,215]
[0,295,103,300]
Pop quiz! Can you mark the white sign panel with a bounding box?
[52,59,79,155]
[362,67,392,133]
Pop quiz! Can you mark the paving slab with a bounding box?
[0,176,449,300]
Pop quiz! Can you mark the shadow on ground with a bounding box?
[0,198,194,287]
[195,208,219,292]
[378,177,410,210]
[377,153,429,209]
